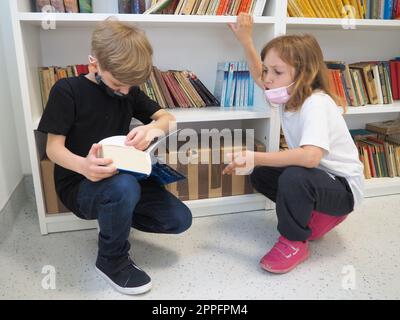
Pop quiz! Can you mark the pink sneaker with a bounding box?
[308,210,348,241]
[260,236,309,274]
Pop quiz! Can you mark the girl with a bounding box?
[224,14,364,274]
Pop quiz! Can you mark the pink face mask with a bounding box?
[264,82,295,105]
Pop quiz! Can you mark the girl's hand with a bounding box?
[82,144,118,182]
[223,150,256,175]
[125,125,155,151]
[228,13,254,46]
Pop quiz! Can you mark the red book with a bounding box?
[216,0,228,15]
[162,72,184,108]
[390,61,399,100]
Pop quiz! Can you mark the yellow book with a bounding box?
[288,0,303,17]
[333,0,346,17]
[327,0,341,18]
[309,0,323,17]
[357,0,364,18]
[342,0,356,18]
[324,0,338,17]
[301,0,317,17]
[317,0,330,17]
[296,0,309,17]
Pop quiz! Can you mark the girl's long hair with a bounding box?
[261,34,343,112]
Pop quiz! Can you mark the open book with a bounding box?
[98,130,185,185]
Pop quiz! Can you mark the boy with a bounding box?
[38,20,192,295]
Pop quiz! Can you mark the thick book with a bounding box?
[366,119,400,135]
[98,131,185,185]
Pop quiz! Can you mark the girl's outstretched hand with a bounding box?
[228,13,254,46]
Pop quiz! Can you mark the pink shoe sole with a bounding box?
[260,251,310,274]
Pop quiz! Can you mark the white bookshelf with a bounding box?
[8,0,400,235]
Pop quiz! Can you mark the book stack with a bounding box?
[34,0,93,13]
[287,0,400,19]
[351,120,400,179]
[326,59,400,108]
[38,64,89,109]
[139,68,220,108]
[214,61,255,108]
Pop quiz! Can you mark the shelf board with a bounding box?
[286,17,400,30]
[345,102,400,115]
[43,193,268,234]
[169,106,270,123]
[18,13,275,28]
[33,106,270,130]
[365,177,400,198]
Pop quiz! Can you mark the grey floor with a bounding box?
[0,187,399,300]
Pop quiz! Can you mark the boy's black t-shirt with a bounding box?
[37,75,161,217]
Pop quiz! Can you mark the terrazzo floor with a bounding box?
[0,190,399,300]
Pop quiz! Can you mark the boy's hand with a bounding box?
[223,150,256,176]
[228,13,254,46]
[81,144,118,182]
[125,125,154,151]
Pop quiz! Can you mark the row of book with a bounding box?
[351,119,400,179]
[287,0,400,19]
[326,59,400,107]
[136,0,268,15]
[38,65,89,108]
[34,0,93,13]
[139,68,220,108]
[38,63,218,109]
[214,61,255,107]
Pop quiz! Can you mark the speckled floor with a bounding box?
[0,189,399,300]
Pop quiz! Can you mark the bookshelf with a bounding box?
[8,0,400,235]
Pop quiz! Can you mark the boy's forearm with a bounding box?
[47,145,86,175]
[254,148,317,169]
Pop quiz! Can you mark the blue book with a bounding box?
[214,62,229,107]
[248,71,254,106]
[225,62,235,107]
[384,0,393,19]
[98,130,185,185]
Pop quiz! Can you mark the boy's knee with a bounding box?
[100,174,141,208]
[168,204,192,234]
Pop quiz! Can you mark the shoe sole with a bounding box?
[95,266,152,295]
[259,252,310,274]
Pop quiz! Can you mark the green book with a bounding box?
[78,0,92,13]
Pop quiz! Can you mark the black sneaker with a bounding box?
[95,255,152,295]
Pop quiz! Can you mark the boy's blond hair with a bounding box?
[91,19,153,86]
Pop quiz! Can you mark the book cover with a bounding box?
[143,0,174,14]
[64,0,79,12]
[50,0,65,12]
[366,119,400,135]
[98,131,185,185]
[35,0,51,12]
[78,0,92,13]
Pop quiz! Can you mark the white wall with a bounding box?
[0,1,26,211]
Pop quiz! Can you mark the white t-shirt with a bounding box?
[279,92,364,208]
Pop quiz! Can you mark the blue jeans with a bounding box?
[76,173,192,259]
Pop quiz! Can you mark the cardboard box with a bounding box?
[165,137,266,201]
[40,158,69,214]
